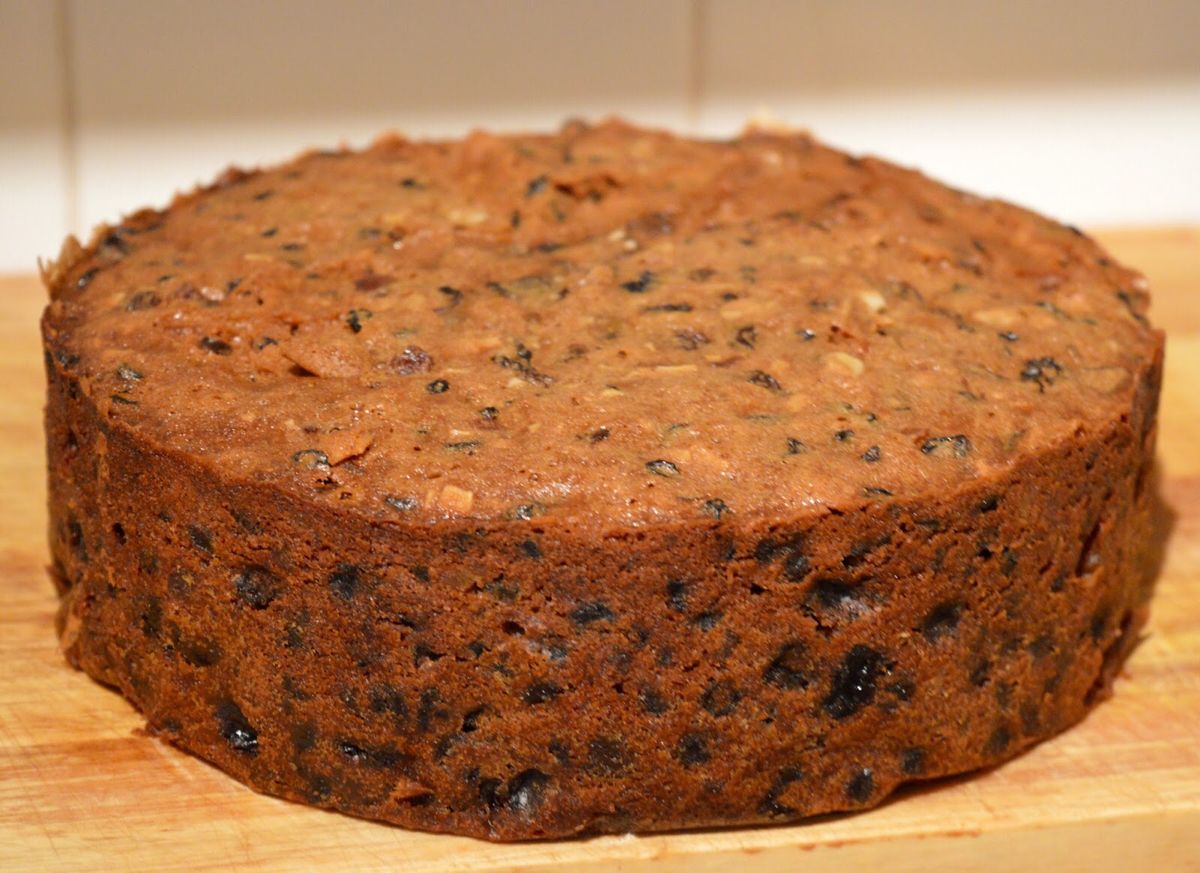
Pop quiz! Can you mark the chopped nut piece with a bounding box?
[447,208,489,226]
[282,336,363,378]
[824,351,865,376]
[858,290,886,313]
[439,484,475,513]
[973,307,1021,327]
[1079,366,1130,394]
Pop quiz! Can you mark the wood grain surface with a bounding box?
[2,227,1198,872]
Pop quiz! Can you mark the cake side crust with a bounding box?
[42,333,1162,840]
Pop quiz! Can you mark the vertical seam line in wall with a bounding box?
[54,0,80,237]
[685,0,707,132]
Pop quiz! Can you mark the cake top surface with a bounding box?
[43,119,1158,527]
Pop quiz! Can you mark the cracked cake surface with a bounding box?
[41,119,1163,840]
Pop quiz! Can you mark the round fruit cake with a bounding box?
[41,119,1163,840]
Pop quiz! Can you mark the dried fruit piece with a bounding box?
[676,733,710,767]
[506,769,549,816]
[824,645,886,719]
[199,336,232,355]
[645,459,680,477]
[846,768,874,802]
[292,449,330,470]
[922,602,963,641]
[1021,357,1063,391]
[391,346,432,374]
[921,435,972,458]
[571,602,615,626]
[234,565,280,609]
[216,701,258,756]
[328,564,361,600]
[764,643,811,690]
[748,370,784,392]
[700,680,742,716]
[522,682,563,704]
[621,270,654,293]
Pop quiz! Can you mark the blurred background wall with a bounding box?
[1,0,1197,271]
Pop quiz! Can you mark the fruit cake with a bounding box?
[40,119,1163,840]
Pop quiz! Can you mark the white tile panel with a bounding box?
[0,0,71,272]
[10,0,1196,269]
[698,80,1200,226]
[700,0,1200,94]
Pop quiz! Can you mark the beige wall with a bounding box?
[2,0,1198,271]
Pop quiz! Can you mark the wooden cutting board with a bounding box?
[2,227,1198,872]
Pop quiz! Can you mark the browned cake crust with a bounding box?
[41,119,1163,840]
